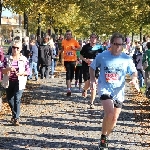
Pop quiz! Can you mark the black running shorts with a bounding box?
[100,94,123,108]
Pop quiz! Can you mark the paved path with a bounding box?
[0,74,149,150]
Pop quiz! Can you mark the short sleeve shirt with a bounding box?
[62,38,80,61]
[90,50,136,101]
[80,43,103,67]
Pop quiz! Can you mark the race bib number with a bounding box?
[105,72,119,83]
[66,51,73,56]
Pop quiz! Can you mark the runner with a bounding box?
[61,30,80,96]
[89,32,138,149]
[80,33,103,109]
[75,40,83,91]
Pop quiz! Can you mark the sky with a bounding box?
[2,8,13,17]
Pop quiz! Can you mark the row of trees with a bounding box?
[2,0,150,39]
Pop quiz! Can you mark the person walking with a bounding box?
[132,44,144,88]
[2,40,30,126]
[38,34,52,79]
[75,40,83,91]
[48,38,57,78]
[89,32,138,149]
[142,42,150,94]
[28,39,38,81]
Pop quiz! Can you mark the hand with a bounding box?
[84,59,90,64]
[71,46,76,50]
[129,78,140,92]
[16,71,27,76]
[6,67,16,72]
[90,80,97,90]
[85,59,93,66]
[16,72,24,76]
[129,77,138,85]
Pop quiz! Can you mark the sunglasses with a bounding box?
[12,46,19,50]
[113,43,124,46]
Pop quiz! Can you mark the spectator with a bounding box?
[133,44,144,87]
[22,36,30,58]
[2,40,30,126]
[48,38,57,78]
[28,39,38,81]
[142,42,150,91]
[38,34,52,79]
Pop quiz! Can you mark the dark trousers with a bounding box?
[40,64,50,79]
[75,66,82,83]
[64,61,76,81]
[6,80,23,119]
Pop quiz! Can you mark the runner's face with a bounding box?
[111,38,123,56]
[90,35,97,44]
[66,32,72,40]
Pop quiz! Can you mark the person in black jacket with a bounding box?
[38,35,52,79]
[22,37,30,58]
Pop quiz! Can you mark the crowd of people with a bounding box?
[0,30,150,149]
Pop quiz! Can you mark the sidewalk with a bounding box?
[0,75,149,150]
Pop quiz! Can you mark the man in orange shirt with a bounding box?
[61,30,80,96]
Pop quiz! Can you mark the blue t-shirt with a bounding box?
[90,50,136,101]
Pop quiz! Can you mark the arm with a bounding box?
[72,46,81,51]
[2,67,12,75]
[59,46,64,53]
[23,60,30,76]
[89,54,101,88]
[2,57,16,75]
[142,53,146,64]
[129,71,139,92]
[80,54,88,63]
[127,58,139,91]
[59,40,64,53]
[72,40,81,51]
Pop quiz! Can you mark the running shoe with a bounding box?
[98,136,108,150]
[67,90,71,96]
[89,103,95,109]
[82,90,87,98]
[75,80,78,87]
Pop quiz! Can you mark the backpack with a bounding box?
[39,45,52,65]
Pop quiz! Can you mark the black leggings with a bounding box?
[75,66,82,83]
[64,61,76,80]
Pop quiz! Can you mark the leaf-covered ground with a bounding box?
[0,68,149,150]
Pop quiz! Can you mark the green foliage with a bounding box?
[2,0,150,38]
